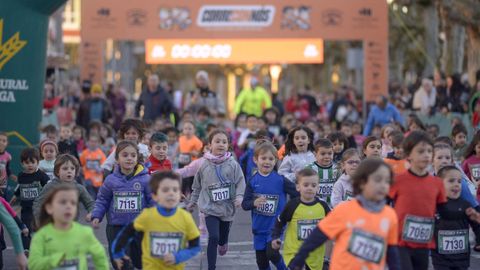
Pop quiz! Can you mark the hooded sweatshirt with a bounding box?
[33,178,95,220]
[331,173,354,208]
[91,164,153,225]
[190,152,246,221]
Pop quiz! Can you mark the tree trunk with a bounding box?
[450,24,465,74]
[422,3,440,77]
[466,26,480,86]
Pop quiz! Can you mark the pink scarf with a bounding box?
[203,151,232,164]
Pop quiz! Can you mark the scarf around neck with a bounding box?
[356,194,386,213]
[203,151,232,164]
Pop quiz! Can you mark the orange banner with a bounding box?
[145,39,323,64]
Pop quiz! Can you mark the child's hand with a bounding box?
[91,218,100,229]
[186,203,197,213]
[271,239,282,250]
[466,207,480,223]
[254,197,267,208]
[16,253,27,270]
[114,255,130,269]
[163,253,176,265]
[21,228,29,237]
[234,197,243,208]
[85,213,92,222]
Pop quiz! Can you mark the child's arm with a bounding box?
[101,151,116,175]
[330,181,344,208]
[29,229,64,269]
[234,162,246,206]
[189,168,203,206]
[77,184,95,212]
[241,181,255,211]
[86,227,109,269]
[271,199,298,240]
[0,205,23,254]
[283,177,300,198]
[91,182,113,224]
[33,182,52,220]
[460,178,479,208]
[278,156,295,182]
[173,237,201,264]
[176,158,203,179]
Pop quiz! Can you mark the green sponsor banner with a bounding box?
[0,0,66,173]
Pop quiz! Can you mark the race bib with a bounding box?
[178,154,192,165]
[437,229,469,254]
[19,183,41,200]
[54,259,79,270]
[150,232,183,258]
[348,229,385,264]
[402,215,434,243]
[254,194,279,216]
[470,164,480,180]
[297,219,320,240]
[208,183,233,202]
[317,183,334,197]
[113,191,141,213]
[86,160,101,170]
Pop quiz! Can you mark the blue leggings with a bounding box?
[205,215,232,270]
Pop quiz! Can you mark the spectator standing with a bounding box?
[234,76,272,117]
[412,78,436,115]
[135,74,174,122]
[184,70,226,116]
[363,96,404,136]
[76,84,113,131]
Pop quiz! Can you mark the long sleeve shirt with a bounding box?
[363,104,404,136]
[0,204,23,254]
[29,222,109,270]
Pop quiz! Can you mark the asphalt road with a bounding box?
[4,208,480,269]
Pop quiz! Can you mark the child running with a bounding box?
[389,131,447,270]
[0,132,15,194]
[362,136,382,159]
[288,159,400,270]
[33,154,95,222]
[38,139,58,180]
[462,132,480,186]
[306,138,341,205]
[147,132,172,174]
[13,147,50,250]
[188,129,246,270]
[271,168,330,270]
[242,141,299,270]
[278,126,316,182]
[431,165,480,270]
[102,118,150,174]
[79,133,107,200]
[331,148,361,207]
[91,141,154,269]
[29,184,109,269]
[111,171,200,270]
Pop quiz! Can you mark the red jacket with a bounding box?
[148,155,172,174]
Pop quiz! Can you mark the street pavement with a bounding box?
[4,208,480,269]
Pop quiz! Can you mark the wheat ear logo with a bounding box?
[0,19,27,70]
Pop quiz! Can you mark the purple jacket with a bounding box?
[91,164,153,225]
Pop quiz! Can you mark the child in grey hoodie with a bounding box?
[188,130,245,270]
[331,149,361,208]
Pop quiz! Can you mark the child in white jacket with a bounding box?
[331,149,361,207]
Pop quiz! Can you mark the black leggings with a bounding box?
[205,215,232,270]
[399,247,429,270]
[255,243,284,270]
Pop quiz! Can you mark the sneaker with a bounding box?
[218,244,228,256]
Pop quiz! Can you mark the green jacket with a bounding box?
[234,86,272,117]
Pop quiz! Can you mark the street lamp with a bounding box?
[269,64,282,93]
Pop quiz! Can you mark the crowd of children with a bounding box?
[2,105,480,270]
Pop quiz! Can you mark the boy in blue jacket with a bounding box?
[242,141,299,270]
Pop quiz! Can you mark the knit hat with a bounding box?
[40,139,58,153]
[91,84,102,94]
